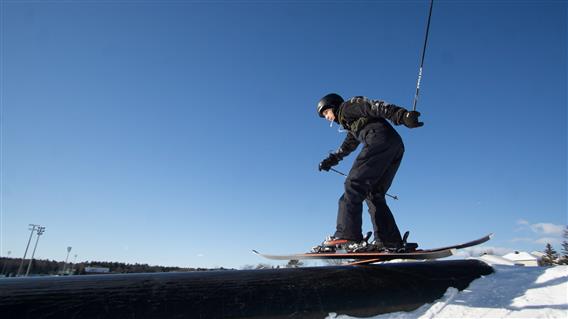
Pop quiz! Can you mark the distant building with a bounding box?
[85,266,110,274]
[502,251,539,267]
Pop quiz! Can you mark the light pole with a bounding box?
[25,226,45,277]
[16,224,39,276]
[63,246,72,274]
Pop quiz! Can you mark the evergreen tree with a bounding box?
[542,243,558,266]
[560,226,568,265]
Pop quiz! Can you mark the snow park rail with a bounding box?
[0,260,493,318]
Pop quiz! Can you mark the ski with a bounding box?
[253,233,492,264]
[253,248,454,262]
[345,251,454,266]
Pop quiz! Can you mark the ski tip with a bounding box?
[252,250,260,255]
[488,233,494,239]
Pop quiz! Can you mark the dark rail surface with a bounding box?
[0,259,493,319]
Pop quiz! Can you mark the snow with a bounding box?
[327,260,568,319]
[475,254,518,266]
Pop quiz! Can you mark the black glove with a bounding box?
[319,153,340,172]
[403,111,424,128]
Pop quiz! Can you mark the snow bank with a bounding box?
[328,263,568,319]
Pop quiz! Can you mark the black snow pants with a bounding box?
[334,129,404,246]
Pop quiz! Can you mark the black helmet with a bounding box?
[317,93,344,118]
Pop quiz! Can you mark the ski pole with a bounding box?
[329,168,399,200]
[412,0,434,112]
[329,168,347,177]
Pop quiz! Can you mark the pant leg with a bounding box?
[366,144,404,245]
[334,141,401,241]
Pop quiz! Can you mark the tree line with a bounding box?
[0,257,233,277]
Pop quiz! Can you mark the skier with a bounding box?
[315,93,423,252]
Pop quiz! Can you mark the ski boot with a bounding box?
[311,232,373,253]
[366,239,388,252]
[311,236,348,253]
[362,231,419,253]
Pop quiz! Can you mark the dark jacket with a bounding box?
[334,96,407,159]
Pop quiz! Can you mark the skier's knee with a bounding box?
[368,192,387,202]
[344,179,368,202]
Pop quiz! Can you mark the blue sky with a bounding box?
[1,1,566,269]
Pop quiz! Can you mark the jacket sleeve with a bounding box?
[334,132,360,160]
[342,96,408,126]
